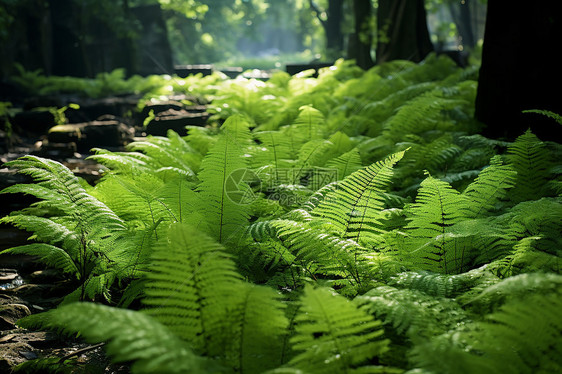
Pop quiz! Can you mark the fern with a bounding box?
[122,131,200,179]
[382,90,467,141]
[189,115,252,244]
[461,155,516,217]
[0,156,128,301]
[312,151,405,245]
[522,109,562,125]
[17,303,221,374]
[286,285,389,374]
[410,290,562,374]
[507,130,551,202]
[388,265,499,299]
[355,285,467,338]
[225,283,288,373]
[467,272,562,313]
[400,175,469,274]
[142,223,242,354]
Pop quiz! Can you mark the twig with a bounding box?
[58,342,105,362]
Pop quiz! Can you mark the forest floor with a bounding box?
[0,93,204,371]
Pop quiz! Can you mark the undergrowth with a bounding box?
[2,54,561,374]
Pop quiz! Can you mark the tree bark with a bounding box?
[349,0,374,70]
[475,2,562,142]
[376,0,433,64]
[309,0,344,59]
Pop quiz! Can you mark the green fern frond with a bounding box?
[0,214,75,248]
[382,90,466,141]
[91,173,169,226]
[1,156,129,300]
[302,181,340,212]
[88,148,151,173]
[490,236,561,277]
[461,156,516,217]
[468,272,562,312]
[401,175,469,274]
[253,130,293,173]
[522,109,562,125]
[309,148,363,188]
[225,283,288,374]
[2,156,126,233]
[17,303,221,374]
[296,139,334,170]
[410,291,562,374]
[124,134,198,178]
[2,243,78,276]
[191,116,252,243]
[312,151,405,244]
[355,285,467,338]
[287,285,389,374]
[388,266,499,299]
[184,125,218,156]
[507,130,551,202]
[272,219,364,289]
[143,223,242,355]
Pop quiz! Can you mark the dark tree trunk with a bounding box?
[325,0,344,54]
[349,0,374,70]
[309,0,344,58]
[376,0,433,64]
[475,2,562,142]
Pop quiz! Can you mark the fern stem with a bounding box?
[218,137,230,243]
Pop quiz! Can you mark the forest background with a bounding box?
[0,0,486,77]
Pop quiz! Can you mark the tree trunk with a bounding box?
[309,0,344,59]
[376,0,433,64]
[325,0,344,56]
[349,0,374,70]
[475,2,562,142]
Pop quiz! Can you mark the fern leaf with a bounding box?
[507,130,551,202]
[522,109,562,125]
[125,131,199,177]
[312,151,405,244]
[143,223,242,356]
[290,105,326,143]
[272,219,364,290]
[2,156,126,233]
[17,303,221,374]
[461,156,517,217]
[355,285,467,337]
[411,291,562,374]
[226,283,288,374]
[2,243,78,275]
[402,175,469,274]
[388,266,499,299]
[308,148,363,190]
[288,285,388,374]
[192,116,252,243]
[253,130,293,173]
[468,272,562,312]
[0,214,76,247]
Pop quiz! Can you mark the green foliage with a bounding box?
[18,302,221,374]
[312,150,405,244]
[287,285,389,374]
[399,175,469,274]
[507,130,552,202]
[0,156,129,302]
[3,56,561,373]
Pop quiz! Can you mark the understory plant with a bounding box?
[2,54,561,374]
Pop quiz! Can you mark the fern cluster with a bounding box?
[2,53,561,373]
